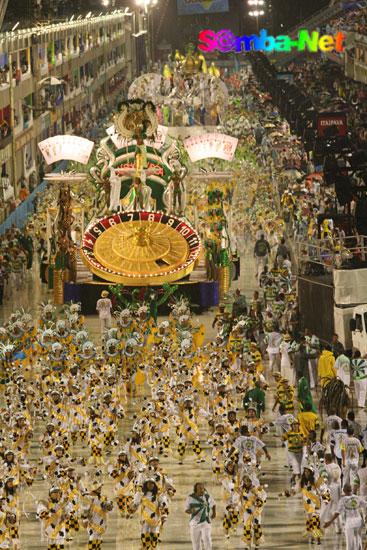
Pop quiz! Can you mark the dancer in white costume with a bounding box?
[109,166,122,212]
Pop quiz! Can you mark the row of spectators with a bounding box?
[224,55,364,272]
[0,79,129,226]
[287,59,367,148]
[327,3,367,34]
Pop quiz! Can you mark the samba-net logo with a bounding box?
[198,29,345,53]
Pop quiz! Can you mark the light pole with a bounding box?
[136,0,158,71]
[248,0,265,33]
[8,51,17,192]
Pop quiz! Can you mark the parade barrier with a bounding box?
[296,235,367,272]
[0,160,68,234]
[63,280,219,314]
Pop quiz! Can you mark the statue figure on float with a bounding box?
[124,170,152,212]
[164,165,186,216]
[109,165,122,212]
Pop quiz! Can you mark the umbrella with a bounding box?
[272,143,291,149]
[281,169,302,178]
[38,76,66,86]
[330,98,347,104]
[305,172,323,180]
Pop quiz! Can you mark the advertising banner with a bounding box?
[184,133,238,162]
[177,0,229,16]
[38,135,94,164]
[16,129,33,153]
[276,73,294,84]
[317,113,347,137]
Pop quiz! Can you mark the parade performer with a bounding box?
[68,384,88,446]
[38,302,57,330]
[48,343,68,376]
[300,465,322,544]
[88,408,105,465]
[81,481,113,550]
[175,398,207,464]
[35,329,54,360]
[207,423,231,482]
[100,392,124,451]
[185,483,216,550]
[241,473,266,550]
[123,338,142,397]
[61,466,84,540]
[37,486,72,550]
[96,291,113,335]
[0,509,12,550]
[281,419,305,485]
[325,482,367,549]
[2,477,20,549]
[116,308,136,341]
[102,338,122,369]
[131,479,168,549]
[0,343,16,386]
[221,460,240,538]
[108,451,136,518]
[75,341,97,371]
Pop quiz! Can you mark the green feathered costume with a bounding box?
[298,376,316,413]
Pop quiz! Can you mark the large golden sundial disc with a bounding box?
[81,212,202,285]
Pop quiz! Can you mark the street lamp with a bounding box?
[135,0,158,71]
[136,0,158,7]
[248,0,265,32]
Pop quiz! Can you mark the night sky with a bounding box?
[152,0,332,52]
[4,0,332,45]
[271,0,330,33]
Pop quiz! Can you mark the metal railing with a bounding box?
[0,10,131,54]
[0,0,8,31]
[271,2,346,65]
[286,2,345,38]
[295,234,367,272]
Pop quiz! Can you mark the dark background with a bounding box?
[5,0,331,45]
[298,275,334,344]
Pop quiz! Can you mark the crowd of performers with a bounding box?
[2,71,367,550]
[0,252,364,550]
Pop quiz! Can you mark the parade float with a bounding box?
[37,47,243,313]
[128,44,228,128]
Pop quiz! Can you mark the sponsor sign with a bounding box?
[178,0,229,15]
[317,113,347,137]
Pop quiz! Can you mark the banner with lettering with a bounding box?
[317,113,347,138]
[177,0,229,15]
